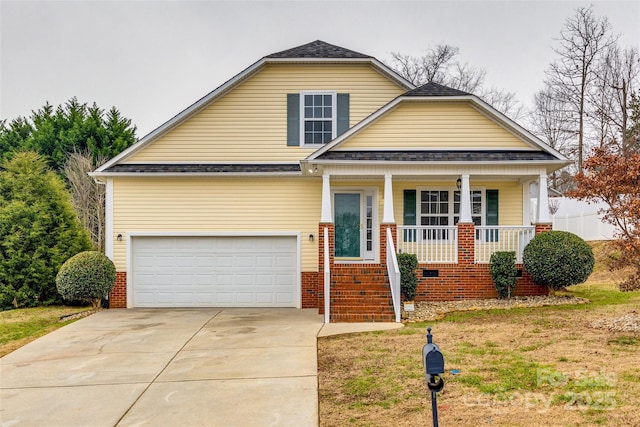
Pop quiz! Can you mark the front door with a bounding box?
[334,191,376,260]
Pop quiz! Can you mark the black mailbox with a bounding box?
[422,327,445,393]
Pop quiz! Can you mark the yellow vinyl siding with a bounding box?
[112,177,321,271]
[392,180,523,226]
[126,64,405,163]
[339,102,532,150]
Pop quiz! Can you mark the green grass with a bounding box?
[564,285,640,307]
[451,341,549,394]
[608,335,640,346]
[0,306,92,357]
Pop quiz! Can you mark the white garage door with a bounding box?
[132,236,298,307]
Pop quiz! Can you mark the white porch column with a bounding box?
[320,173,332,223]
[459,174,472,223]
[537,174,551,223]
[382,174,395,223]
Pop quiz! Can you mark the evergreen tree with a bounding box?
[0,152,92,308]
[0,97,136,172]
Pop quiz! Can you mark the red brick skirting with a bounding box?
[414,263,547,301]
[109,272,127,308]
[301,272,318,308]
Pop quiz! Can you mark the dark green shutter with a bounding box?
[287,94,300,146]
[337,93,349,136]
[403,190,417,242]
[486,190,499,242]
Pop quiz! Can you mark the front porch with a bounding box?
[316,173,554,323]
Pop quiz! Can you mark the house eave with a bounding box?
[89,171,303,178]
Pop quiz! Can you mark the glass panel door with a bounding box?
[334,193,361,258]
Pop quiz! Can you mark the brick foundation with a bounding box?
[110,270,319,309]
[109,272,127,308]
[301,272,318,308]
[414,263,547,301]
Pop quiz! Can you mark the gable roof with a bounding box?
[266,40,370,59]
[306,85,569,163]
[94,40,413,174]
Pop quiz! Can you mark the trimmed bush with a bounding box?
[523,231,594,292]
[56,251,116,307]
[397,253,418,301]
[490,251,517,299]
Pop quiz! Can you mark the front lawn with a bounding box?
[0,306,93,357]
[318,283,640,426]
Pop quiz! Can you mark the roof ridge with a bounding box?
[266,40,371,59]
[404,81,471,97]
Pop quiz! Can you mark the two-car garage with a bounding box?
[130,235,299,308]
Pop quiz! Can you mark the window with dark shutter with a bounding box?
[288,92,350,146]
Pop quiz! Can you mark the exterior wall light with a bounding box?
[456,177,462,190]
[117,233,123,241]
[308,233,314,242]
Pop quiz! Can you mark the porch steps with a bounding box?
[329,266,395,322]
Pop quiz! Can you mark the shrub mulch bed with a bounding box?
[402,295,589,322]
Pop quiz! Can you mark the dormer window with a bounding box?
[302,92,336,145]
[286,92,350,147]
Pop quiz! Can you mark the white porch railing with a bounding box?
[474,226,535,263]
[396,226,458,263]
[323,226,330,324]
[386,227,401,323]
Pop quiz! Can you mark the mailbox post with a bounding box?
[423,327,444,427]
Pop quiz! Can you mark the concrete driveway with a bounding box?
[0,308,324,427]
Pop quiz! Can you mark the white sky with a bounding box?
[1,0,639,138]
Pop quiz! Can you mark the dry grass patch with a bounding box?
[318,284,640,426]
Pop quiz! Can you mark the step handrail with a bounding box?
[386,227,401,323]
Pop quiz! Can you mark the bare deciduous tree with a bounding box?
[64,151,106,252]
[531,87,577,191]
[388,44,525,120]
[591,45,640,154]
[544,6,617,172]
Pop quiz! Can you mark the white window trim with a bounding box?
[416,187,486,226]
[300,91,337,147]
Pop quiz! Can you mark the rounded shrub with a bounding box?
[56,251,116,307]
[490,251,517,299]
[523,231,594,292]
[397,253,418,301]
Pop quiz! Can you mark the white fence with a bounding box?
[551,198,617,241]
[552,212,617,241]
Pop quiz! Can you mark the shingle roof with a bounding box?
[103,164,301,174]
[316,150,560,162]
[404,82,470,97]
[266,40,370,59]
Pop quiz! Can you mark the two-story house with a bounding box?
[91,40,569,322]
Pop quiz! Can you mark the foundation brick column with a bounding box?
[535,223,553,234]
[457,223,476,265]
[109,272,127,308]
[380,223,397,265]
